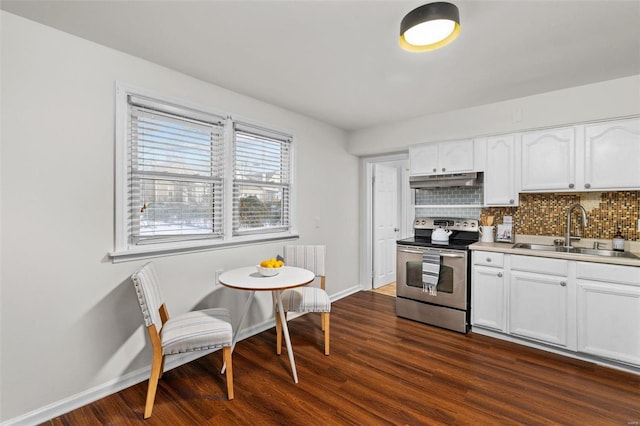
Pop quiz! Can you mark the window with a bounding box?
[113,83,296,260]
[129,96,225,245]
[233,123,292,236]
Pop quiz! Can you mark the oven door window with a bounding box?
[406,260,454,293]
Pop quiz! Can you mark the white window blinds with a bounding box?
[128,95,225,244]
[233,122,292,236]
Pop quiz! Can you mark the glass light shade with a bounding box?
[403,19,456,46]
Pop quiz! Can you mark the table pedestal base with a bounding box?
[222,290,299,383]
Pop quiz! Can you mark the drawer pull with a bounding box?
[486,258,492,263]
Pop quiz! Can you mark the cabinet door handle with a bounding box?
[509,199,515,204]
[497,272,503,278]
[584,183,591,189]
[560,281,567,287]
[442,168,446,172]
[433,168,437,172]
[568,183,575,189]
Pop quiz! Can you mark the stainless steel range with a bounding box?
[396,217,479,333]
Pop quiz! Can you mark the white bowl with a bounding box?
[256,265,281,277]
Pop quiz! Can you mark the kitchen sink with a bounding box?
[512,243,640,260]
[512,243,571,253]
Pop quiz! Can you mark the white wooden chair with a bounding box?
[131,262,234,419]
[276,245,331,355]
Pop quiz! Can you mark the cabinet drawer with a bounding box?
[473,251,504,267]
[576,262,640,286]
[511,255,568,276]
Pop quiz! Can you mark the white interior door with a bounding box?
[373,163,398,288]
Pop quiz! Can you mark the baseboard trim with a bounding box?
[1,319,276,426]
[1,286,363,425]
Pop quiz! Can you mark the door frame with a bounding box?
[360,153,411,290]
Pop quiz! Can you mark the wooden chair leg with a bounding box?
[323,312,330,356]
[159,355,166,379]
[223,346,234,400]
[144,350,163,419]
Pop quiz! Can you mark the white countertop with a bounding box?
[470,237,640,267]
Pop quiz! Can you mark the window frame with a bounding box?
[112,82,297,262]
[232,122,293,237]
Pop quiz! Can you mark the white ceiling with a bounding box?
[2,0,640,131]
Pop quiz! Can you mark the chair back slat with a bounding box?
[131,262,165,328]
[284,245,325,276]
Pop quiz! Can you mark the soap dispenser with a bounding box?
[612,228,625,252]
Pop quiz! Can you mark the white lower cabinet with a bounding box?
[472,251,506,331]
[472,266,506,331]
[576,262,640,366]
[509,269,569,348]
[471,252,640,369]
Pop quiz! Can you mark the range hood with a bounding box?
[410,172,478,189]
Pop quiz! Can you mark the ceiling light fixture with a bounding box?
[399,2,460,52]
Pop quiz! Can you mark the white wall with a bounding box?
[0,12,360,423]
[348,75,640,156]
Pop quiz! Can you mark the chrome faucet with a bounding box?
[565,203,588,247]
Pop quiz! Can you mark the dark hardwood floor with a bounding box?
[45,291,639,425]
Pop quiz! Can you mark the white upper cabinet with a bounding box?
[409,143,439,175]
[439,139,474,173]
[410,139,474,175]
[484,134,519,206]
[520,117,640,192]
[521,126,576,191]
[583,117,640,190]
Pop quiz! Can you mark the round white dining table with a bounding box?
[218,266,314,383]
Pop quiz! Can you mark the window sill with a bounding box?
[109,232,300,263]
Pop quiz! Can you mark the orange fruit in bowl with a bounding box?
[259,258,284,269]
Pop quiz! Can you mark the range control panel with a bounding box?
[414,217,479,232]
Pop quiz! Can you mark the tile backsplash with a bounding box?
[413,172,639,241]
[415,175,484,219]
[482,191,640,241]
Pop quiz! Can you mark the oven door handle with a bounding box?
[398,247,466,258]
[440,253,466,259]
[398,248,424,254]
